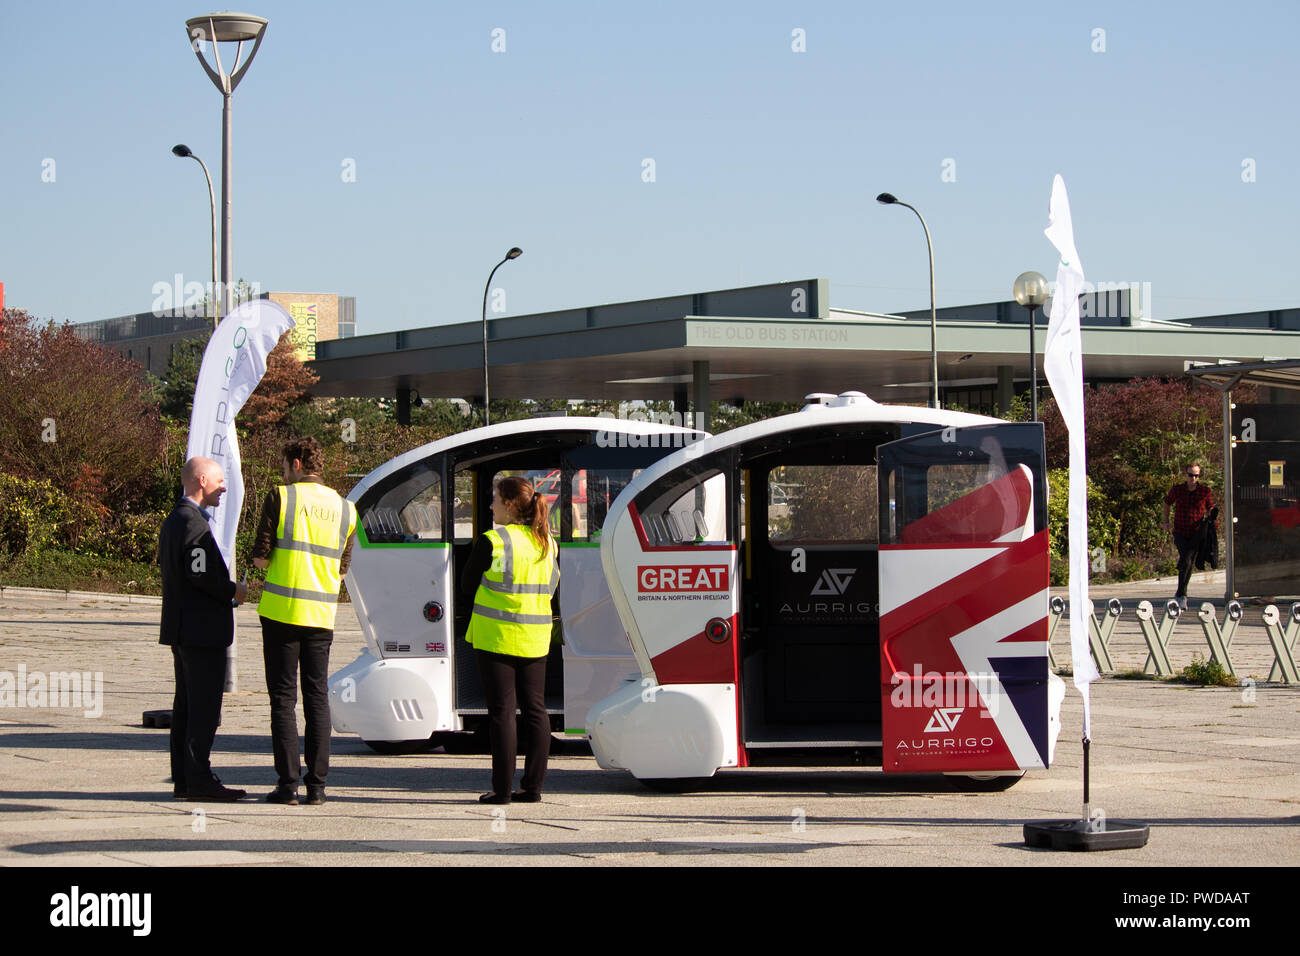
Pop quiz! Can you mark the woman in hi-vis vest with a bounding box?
[461,476,560,804]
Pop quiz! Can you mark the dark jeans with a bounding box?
[261,617,333,788]
[477,649,550,797]
[1174,533,1196,598]
[170,645,226,791]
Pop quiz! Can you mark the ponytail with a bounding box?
[496,475,552,558]
[530,493,551,556]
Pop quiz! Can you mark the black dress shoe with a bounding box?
[304,787,325,806]
[266,786,299,806]
[185,773,246,803]
[511,791,542,803]
[173,786,187,800]
[478,792,510,805]
[185,783,246,803]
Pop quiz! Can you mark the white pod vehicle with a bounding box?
[588,391,1064,788]
[328,416,706,752]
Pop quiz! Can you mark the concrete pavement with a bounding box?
[0,587,1296,866]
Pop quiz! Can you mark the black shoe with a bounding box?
[478,792,510,805]
[172,784,187,800]
[185,774,246,803]
[304,787,326,806]
[266,786,299,806]
[511,791,542,803]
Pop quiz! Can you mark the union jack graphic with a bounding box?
[879,466,1050,773]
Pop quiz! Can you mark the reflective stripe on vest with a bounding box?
[257,483,356,629]
[468,525,558,658]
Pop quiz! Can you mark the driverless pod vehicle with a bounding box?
[587,391,1064,789]
[328,416,706,752]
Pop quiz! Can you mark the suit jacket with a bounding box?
[158,498,236,648]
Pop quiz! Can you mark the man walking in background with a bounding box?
[1164,461,1215,609]
[252,438,356,807]
[158,457,249,802]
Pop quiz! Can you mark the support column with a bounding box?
[692,360,710,434]
[396,386,411,426]
[996,365,1014,416]
[1223,388,1235,600]
[673,384,689,429]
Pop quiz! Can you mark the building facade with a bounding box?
[74,293,356,376]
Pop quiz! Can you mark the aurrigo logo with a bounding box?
[810,568,855,595]
[924,708,963,732]
[638,565,729,593]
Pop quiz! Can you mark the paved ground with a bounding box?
[0,581,1296,867]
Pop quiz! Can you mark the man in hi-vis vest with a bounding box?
[252,437,356,806]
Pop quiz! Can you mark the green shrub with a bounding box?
[1046,468,1120,579]
[1178,655,1238,687]
[0,474,69,556]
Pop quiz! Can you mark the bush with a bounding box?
[1178,655,1238,687]
[0,310,166,510]
[0,474,69,556]
[1046,468,1120,584]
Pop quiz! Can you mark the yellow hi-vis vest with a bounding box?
[467,524,559,659]
[257,482,357,630]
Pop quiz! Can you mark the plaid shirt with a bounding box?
[1166,481,1214,537]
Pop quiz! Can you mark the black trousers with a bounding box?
[1174,532,1196,598]
[476,649,550,797]
[170,645,226,790]
[261,616,333,788]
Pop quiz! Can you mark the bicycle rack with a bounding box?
[1047,596,1122,673]
[1136,599,1182,677]
[1194,601,1242,677]
[1088,598,1121,673]
[1047,596,1064,671]
[1262,602,1300,684]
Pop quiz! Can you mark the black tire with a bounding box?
[364,738,434,756]
[944,771,1025,792]
[435,727,489,755]
[639,777,711,793]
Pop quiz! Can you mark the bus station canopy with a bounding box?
[310,279,1300,405]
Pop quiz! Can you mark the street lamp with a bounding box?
[481,247,523,426]
[171,144,218,331]
[1013,270,1051,421]
[877,192,939,408]
[183,12,269,320]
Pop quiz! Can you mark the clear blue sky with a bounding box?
[3,0,1297,333]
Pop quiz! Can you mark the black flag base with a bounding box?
[142,709,172,728]
[1023,818,1150,851]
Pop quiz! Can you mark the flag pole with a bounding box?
[1022,175,1148,851]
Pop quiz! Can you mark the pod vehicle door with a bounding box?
[588,396,1058,785]
[327,417,705,751]
[877,423,1053,777]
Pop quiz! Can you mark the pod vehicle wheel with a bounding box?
[944,771,1026,792]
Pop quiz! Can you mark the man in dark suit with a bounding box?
[159,457,249,802]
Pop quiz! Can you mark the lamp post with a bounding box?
[877,192,938,409]
[481,247,523,426]
[1013,270,1051,421]
[183,12,268,320]
[171,145,218,331]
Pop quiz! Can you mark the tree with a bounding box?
[238,333,320,432]
[0,309,166,509]
[155,331,210,421]
[1038,376,1252,566]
